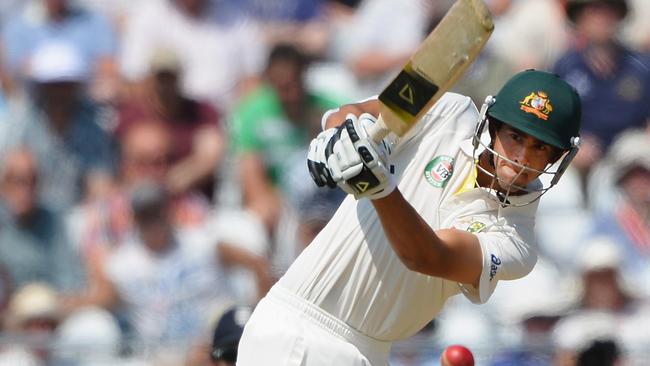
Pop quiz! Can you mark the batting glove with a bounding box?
[327,113,396,200]
[307,127,339,188]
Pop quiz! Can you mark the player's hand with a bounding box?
[307,127,339,188]
[327,113,395,200]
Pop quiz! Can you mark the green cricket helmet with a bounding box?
[473,70,582,206]
[488,70,581,150]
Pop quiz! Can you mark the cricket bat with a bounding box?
[368,0,494,142]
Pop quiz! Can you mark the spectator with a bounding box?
[0,148,85,292]
[0,40,115,211]
[230,0,323,21]
[487,258,573,366]
[209,305,252,366]
[116,48,225,200]
[75,0,160,35]
[552,237,646,366]
[118,121,181,191]
[230,43,343,234]
[101,182,270,363]
[0,152,122,361]
[553,0,650,200]
[585,130,650,296]
[329,0,362,7]
[68,121,212,259]
[0,348,42,366]
[1,0,118,101]
[65,121,216,315]
[0,265,10,322]
[489,0,569,71]
[576,238,638,315]
[226,0,333,58]
[176,304,255,366]
[119,0,267,111]
[328,0,432,97]
[0,0,22,24]
[0,283,61,365]
[533,154,592,269]
[454,0,570,106]
[576,339,620,366]
[0,282,124,366]
[51,307,125,366]
[620,0,650,52]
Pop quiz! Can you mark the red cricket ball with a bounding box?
[440,344,475,366]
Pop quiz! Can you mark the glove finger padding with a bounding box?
[307,127,339,188]
[329,133,363,181]
[332,114,396,200]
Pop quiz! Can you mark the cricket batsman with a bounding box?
[236,70,581,365]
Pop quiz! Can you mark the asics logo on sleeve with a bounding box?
[489,254,501,281]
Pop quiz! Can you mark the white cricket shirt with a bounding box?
[279,92,539,341]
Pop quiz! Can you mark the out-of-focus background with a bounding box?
[0,0,647,365]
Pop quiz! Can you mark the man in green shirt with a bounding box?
[230,44,344,234]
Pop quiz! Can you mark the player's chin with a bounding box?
[496,174,530,192]
[496,180,521,194]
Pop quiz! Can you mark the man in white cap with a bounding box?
[586,130,650,297]
[0,40,115,211]
[1,0,118,100]
[552,236,643,366]
[0,283,61,365]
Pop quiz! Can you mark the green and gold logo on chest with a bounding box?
[467,221,487,233]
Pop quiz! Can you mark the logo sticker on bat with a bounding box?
[379,62,439,119]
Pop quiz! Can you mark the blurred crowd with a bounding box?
[0,0,647,365]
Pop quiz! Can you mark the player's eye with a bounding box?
[509,132,522,142]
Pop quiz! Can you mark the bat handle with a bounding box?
[368,115,390,143]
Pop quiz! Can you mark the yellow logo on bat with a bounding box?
[355,181,370,192]
[399,84,415,105]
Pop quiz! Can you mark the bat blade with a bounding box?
[371,0,494,142]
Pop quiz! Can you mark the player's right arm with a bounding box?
[371,190,484,287]
[309,106,482,286]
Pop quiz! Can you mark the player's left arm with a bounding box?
[322,99,381,130]
[372,190,483,287]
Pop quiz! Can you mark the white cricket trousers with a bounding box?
[237,285,392,365]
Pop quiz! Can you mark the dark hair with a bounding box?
[211,306,251,364]
[266,43,308,71]
[487,115,504,133]
[129,182,169,223]
[211,343,238,364]
[577,339,620,366]
[567,0,628,23]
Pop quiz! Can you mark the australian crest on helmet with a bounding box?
[519,91,553,120]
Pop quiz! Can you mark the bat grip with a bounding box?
[368,115,390,143]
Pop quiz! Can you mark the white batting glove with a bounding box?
[327,113,396,200]
[307,127,339,188]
